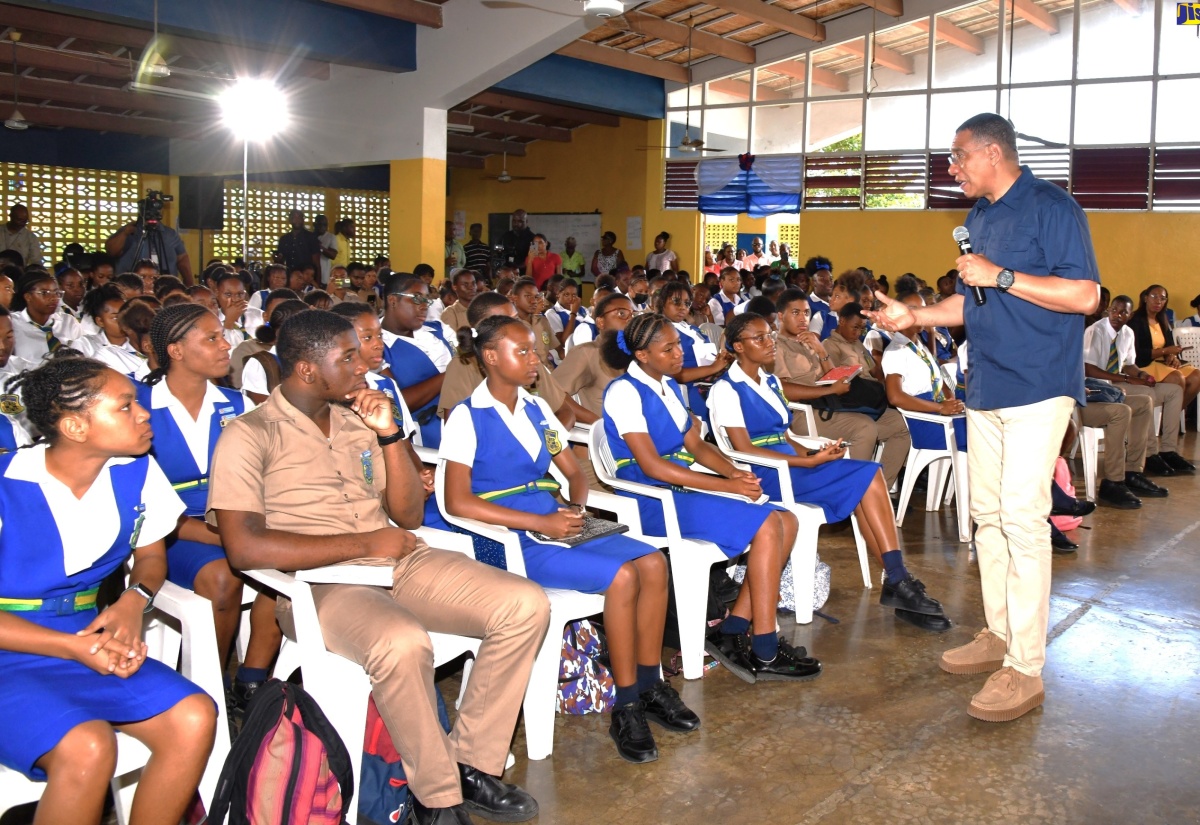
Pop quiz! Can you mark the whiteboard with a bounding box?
[525,212,603,282]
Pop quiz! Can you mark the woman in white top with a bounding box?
[645,232,678,273]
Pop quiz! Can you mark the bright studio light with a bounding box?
[219,78,288,141]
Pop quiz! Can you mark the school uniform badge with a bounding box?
[0,394,23,415]
[217,405,237,428]
[544,428,562,456]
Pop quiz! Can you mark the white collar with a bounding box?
[5,443,134,485]
[628,362,675,396]
[469,380,534,412]
[673,320,705,341]
[150,377,230,414]
[726,361,789,418]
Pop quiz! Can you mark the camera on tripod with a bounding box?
[141,189,174,226]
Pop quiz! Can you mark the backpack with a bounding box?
[557,619,616,715]
[663,560,731,652]
[811,376,889,421]
[208,679,353,825]
[359,690,452,825]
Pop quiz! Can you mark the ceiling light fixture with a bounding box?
[583,0,623,19]
[6,32,28,131]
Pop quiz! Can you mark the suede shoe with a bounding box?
[879,574,945,616]
[747,638,822,682]
[895,608,953,632]
[609,702,658,764]
[458,763,538,822]
[940,627,1006,675]
[1143,453,1175,476]
[1098,478,1142,509]
[411,801,474,825]
[967,666,1044,722]
[705,632,756,684]
[1159,451,1196,474]
[639,679,700,732]
[1125,471,1168,498]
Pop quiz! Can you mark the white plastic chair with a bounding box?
[588,424,733,680]
[788,401,887,465]
[895,410,972,543]
[0,582,232,825]
[241,526,481,825]
[434,460,634,760]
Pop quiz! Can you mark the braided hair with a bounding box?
[455,293,513,362]
[472,315,527,374]
[5,351,111,445]
[144,302,212,385]
[600,312,670,371]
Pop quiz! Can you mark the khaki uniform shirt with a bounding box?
[824,330,880,381]
[437,356,567,418]
[440,301,469,335]
[526,314,558,365]
[773,335,824,385]
[553,341,620,415]
[206,386,391,535]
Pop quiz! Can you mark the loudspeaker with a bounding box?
[178,176,225,231]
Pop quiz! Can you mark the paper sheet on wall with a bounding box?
[626,216,642,253]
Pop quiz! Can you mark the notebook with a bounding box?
[526,515,630,547]
[813,364,862,385]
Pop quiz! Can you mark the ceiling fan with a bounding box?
[637,17,726,154]
[482,151,546,183]
[6,33,29,131]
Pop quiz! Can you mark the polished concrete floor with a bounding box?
[472,432,1200,825]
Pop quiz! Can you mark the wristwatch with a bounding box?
[996,268,1015,293]
[124,583,157,614]
[377,428,405,446]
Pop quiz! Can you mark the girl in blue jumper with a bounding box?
[381,275,455,448]
[599,313,817,685]
[708,312,951,633]
[0,353,216,824]
[441,315,698,765]
[138,303,282,713]
[656,280,730,425]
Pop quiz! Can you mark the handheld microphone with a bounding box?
[953,226,986,307]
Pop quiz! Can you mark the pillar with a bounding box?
[388,107,447,272]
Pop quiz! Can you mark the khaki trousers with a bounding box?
[967,396,1075,678]
[793,407,911,489]
[1077,395,1153,480]
[1125,381,1183,454]
[303,545,550,807]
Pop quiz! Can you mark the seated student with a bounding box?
[881,290,968,451]
[689,284,714,326]
[509,278,558,367]
[213,271,264,349]
[441,315,697,764]
[556,292,634,421]
[545,279,588,352]
[0,306,37,449]
[229,288,300,389]
[303,289,334,311]
[1085,295,1190,476]
[657,281,730,424]
[1047,419,1096,553]
[1177,293,1200,328]
[599,313,817,684]
[809,270,862,341]
[73,285,150,382]
[0,353,216,824]
[1127,284,1200,426]
[439,269,476,334]
[709,313,949,631]
[115,298,159,372]
[209,310,549,825]
[11,271,83,362]
[152,276,189,305]
[240,300,311,405]
[137,304,282,715]
[773,288,911,491]
[570,286,614,349]
[249,263,288,311]
[381,274,455,448]
[628,276,651,314]
[1077,381,1164,509]
[708,267,746,326]
[824,302,884,383]
[437,293,578,428]
[113,272,147,300]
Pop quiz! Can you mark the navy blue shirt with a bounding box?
[958,166,1099,410]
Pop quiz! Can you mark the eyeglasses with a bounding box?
[665,298,689,307]
[602,308,633,319]
[736,332,776,346]
[397,292,432,306]
[32,289,64,299]
[948,145,984,166]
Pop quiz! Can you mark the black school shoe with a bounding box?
[458,763,539,822]
[879,575,945,617]
[1143,453,1176,476]
[1160,451,1196,474]
[895,608,953,632]
[1050,499,1097,518]
[609,703,659,764]
[411,801,474,825]
[747,636,822,682]
[1098,479,1142,509]
[705,632,757,684]
[639,679,700,732]
[1125,471,1169,498]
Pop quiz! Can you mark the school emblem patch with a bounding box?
[544,428,562,456]
[0,394,23,415]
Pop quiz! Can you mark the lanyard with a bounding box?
[907,340,946,403]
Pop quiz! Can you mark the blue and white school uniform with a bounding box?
[137,380,248,589]
[241,346,278,397]
[569,318,598,350]
[807,297,838,341]
[0,355,37,451]
[0,446,201,779]
[382,325,454,448]
[709,363,877,522]
[442,383,657,593]
[74,332,150,382]
[248,288,272,312]
[601,363,781,558]
[920,327,956,363]
[545,303,589,339]
[1177,313,1200,329]
[217,307,265,349]
[12,308,82,363]
[881,336,966,451]
[673,321,719,422]
[708,292,746,326]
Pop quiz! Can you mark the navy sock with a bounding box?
[751,632,779,662]
[636,664,661,695]
[721,614,751,636]
[236,666,270,684]
[615,683,640,708]
[882,550,909,585]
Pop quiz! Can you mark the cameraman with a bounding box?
[106,193,193,285]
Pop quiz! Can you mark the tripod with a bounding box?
[130,219,171,273]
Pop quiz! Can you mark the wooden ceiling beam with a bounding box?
[467,92,621,127]
[618,12,756,63]
[765,59,847,92]
[9,43,133,80]
[836,39,913,74]
[556,41,689,83]
[1011,0,1059,33]
[707,77,786,101]
[1110,0,1141,14]
[702,0,826,42]
[13,105,196,139]
[448,153,486,169]
[0,72,210,117]
[317,0,442,27]
[912,18,984,55]
[858,0,903,16]
[447,134,527,156]
[447,111,571,142]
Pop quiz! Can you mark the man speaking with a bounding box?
[869,113,1100,722]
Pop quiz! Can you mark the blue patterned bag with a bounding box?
[557,620,616,715]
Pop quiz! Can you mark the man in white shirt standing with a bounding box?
[315,215,339,287]
[0,204,43,268]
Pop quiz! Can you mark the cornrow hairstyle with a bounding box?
[776,287,809,312]
[654,280,691,313]
[114,273,145,294]
[276,309,355,380]
[472,314,527,373]
[144,302,212,386]
[82,284,125,322]
[11,271,56,312]
[257,299,310,347]
[724,311,765,355]
[455,293,514,362]
[599,311,670,371]
[4,350,111,445]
